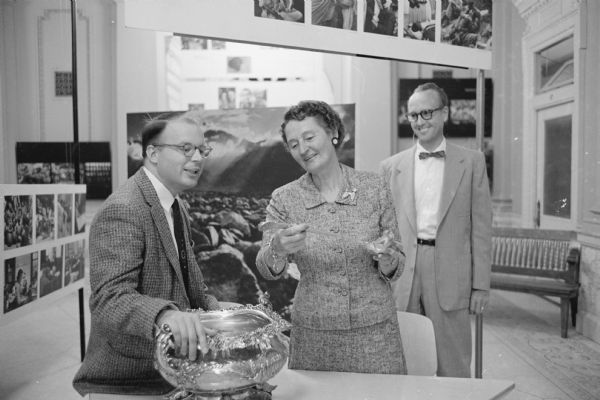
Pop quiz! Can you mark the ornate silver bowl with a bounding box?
[154,298,291,399]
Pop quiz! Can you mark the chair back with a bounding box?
[397,311,437,376]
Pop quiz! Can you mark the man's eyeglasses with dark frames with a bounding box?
[151,143,213,158]
[406,106,445,122]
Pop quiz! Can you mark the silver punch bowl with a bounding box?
[154,300,291,398]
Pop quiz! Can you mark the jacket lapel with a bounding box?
[438,143,466,225]
[396,147,417,233]
[135,170,187,292]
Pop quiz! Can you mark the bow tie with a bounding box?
[419,150,446,160]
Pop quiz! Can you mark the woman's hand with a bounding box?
[270,224,309,255]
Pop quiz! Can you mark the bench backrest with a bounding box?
[491,228,580,284]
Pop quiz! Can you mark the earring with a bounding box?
[332,137,339,146]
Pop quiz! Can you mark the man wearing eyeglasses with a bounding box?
[74,112,221,396]
[380,82,492,377]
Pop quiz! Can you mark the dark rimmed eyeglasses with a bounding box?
[406,106,445,122]
[151,143,213,158]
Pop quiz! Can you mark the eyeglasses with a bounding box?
[151,143,213,158]
[406,106,445,122]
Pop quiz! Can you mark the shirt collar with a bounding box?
[299,164,358,209]
[143,166,176,210]
[416,137,447,157]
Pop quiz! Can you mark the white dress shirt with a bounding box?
[414,139,446,240]
[143,167,178,249]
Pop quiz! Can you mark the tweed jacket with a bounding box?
[256,164,404,330]
[73,169,219,396]
[379,142,492,312]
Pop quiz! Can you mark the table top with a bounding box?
[269,368,515,400]
[88,369,515,400]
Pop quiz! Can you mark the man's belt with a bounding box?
[417,238,436,246]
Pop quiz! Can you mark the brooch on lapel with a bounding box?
[341,188,357,201]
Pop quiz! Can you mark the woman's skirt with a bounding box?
[288,316,407,374]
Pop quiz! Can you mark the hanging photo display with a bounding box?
[1,184,87,326]
[254,0,305,23]
[126,104,355,320]
[124,0,491,69]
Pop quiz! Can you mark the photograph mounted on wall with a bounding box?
[39,246,63,298]
[402,0,436,41]
[35,194,55,244]
[74,193,86,234]
[64,240,85,287]
[180,36,208,50]
[4,195,33,250]
[254,0,305,23]
[364,0,399,36]
[3,252,38,313]
[239,88,267,109]
[57,194,73,239]
[312,0,357,30]
[441,0,492,49]
[16,142,112,199]
[126,104,355,320]
[227,56,252,74]
[218,87,237,109]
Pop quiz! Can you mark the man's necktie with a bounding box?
[171,199,190,296]
[419,150,446,160]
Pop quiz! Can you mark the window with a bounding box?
[535,36,574,93]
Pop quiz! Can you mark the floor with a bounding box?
[2,288,599,400]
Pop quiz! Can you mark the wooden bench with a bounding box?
[491,228,581,338]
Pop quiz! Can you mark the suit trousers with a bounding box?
[407,244,471,377]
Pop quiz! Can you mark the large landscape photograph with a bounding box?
[127,105,355,319]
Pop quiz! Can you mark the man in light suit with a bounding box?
[74,112,220,396]
[380,82,492,377]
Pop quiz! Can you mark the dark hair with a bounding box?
[412,82,449,108]
[140,112,206,158]
[280,100,345,148]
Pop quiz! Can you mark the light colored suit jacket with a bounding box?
[73,169,219,396]
[380,142,492,311]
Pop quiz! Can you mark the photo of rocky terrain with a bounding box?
[127,104,355,320]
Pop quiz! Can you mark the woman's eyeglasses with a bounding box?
[151,143,213,158]
[406,106,445,122]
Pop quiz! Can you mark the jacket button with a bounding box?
[341,290,348,296]
[340,270,346,276]
[330,226,340,233]
[328,208,336,213]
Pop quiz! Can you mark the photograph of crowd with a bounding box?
[365,0,398,36]
[64,240,85,287]
[17,163,53,184]
[35,194,55,243]
[74,193,86,234]
[441,0,492,49]
[239,88,267,109]
[403,0,435,41]
[57,194,73,239]
[4,195,33,250]
[127,105,355,320]
[39,246,63,298]
[312,0,357,30]
[254,0,304,23]
[3,253,37,313]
